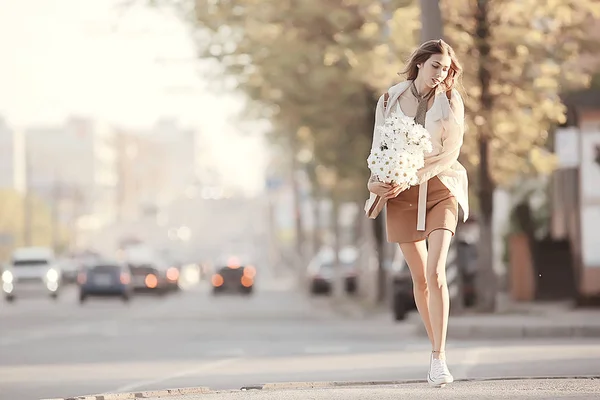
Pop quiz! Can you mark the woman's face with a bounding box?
[418,53,452,89]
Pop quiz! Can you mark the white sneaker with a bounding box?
[427,355,454,386]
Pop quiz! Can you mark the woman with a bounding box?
[367,39,469,386]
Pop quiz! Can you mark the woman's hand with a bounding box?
[368,181,408,199]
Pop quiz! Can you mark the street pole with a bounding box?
[331,189,344,301]
[374,0,396,304]
[23,139,32,246]
[419,0,444,42]
[51,175,61,253]
[290,135,304,260]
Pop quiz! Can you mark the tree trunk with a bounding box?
[312,189,322,256]
[475,0,498,312]
[290,143,304,259]
[373,214,387,303]
[332,191,345,300]
[23,143,33,246]
[419,0,444,42]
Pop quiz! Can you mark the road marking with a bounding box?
[303,345,349,355]
[206,348,247,357]
[111,357,240,393]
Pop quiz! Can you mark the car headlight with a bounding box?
[46,268,59,282]
[2,270,13,283]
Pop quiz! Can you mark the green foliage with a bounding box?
[0,189,69,261]
[170,0,421,198]
[443,0,600,187]
[152,0,599,198]
[591,71,600,88]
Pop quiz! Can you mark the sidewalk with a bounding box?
[321,293,600,339]
[411,299,600,339]
[44,378,600,400]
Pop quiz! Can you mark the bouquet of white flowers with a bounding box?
[365,110,433,219]
[367,111,433,185]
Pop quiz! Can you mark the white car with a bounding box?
[2,247,62,302]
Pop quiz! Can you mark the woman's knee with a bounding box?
[400,241,428,290]
[427,268,447,289]
[412,274,428,292]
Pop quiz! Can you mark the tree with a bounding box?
[473,0,497,312]
[158,0,420,194]
[175,0,421,301]
[149,0,599,310]
[0,189,69,262]
[442,0,600,311]
[419,0,443,41]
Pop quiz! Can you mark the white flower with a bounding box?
[368,108,433,186]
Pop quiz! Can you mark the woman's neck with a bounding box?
[412,76,432,97]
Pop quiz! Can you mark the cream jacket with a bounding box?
[370,80,469,226]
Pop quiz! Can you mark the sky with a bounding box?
[0,0,269,194]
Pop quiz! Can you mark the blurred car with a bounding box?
[158,249,182,291]
[390,235,478,321]
[119,243,172,294]
[388,250,414,321]
[306,246,359,295]
[128,262,171,294]
[165,265,181,291]
[2,247,62,302]
[162,260,181,292]
[78,262,133,303]
[211,256,256,295]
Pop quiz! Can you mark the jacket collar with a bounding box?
[384,80,447,122]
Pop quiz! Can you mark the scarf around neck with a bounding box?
[409,81,435,127]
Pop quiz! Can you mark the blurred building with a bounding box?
[149,118,198,198]
[25,117,118,235]
[553,89,600,304]
[114,129,167,221]
[114,119,199,221]
[547,19,600,303]
[0,117,22,191]
[579,19,600,76]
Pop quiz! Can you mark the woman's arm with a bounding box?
[416,89,465,183]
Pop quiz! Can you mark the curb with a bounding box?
[260,376,600,390]
[41,386,211,400]
[259,379,423,390]
[412,321,600,339]
[41,376,600,399]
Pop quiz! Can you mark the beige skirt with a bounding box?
[386,176,458,243]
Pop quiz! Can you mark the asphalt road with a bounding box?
[1,273,599,400]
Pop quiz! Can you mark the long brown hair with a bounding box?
[400,39,463,92]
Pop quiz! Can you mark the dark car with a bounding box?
[306,246,359,295]
[128,262,172,294]
[390,237,478,321]
[164,264,181,292]
[78,262,133,303]
[211,257,255,295]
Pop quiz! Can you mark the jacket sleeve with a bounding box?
[368,94,387,183]
[416,89,465,183]
[370,94,386,154]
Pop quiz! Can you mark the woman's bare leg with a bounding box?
[399,240,434,349]
[426,229,453,360]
